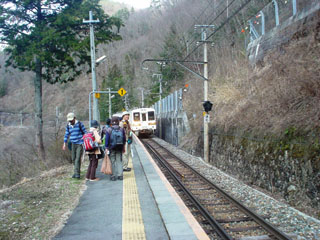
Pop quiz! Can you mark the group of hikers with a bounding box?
[62,111,132,182]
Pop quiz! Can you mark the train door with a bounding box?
[131,111,141,133]
[133,112,140,122]
[142,113,147,121]
[141,112,148,129]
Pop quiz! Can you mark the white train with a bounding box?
[129,108,156,136]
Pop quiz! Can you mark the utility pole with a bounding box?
[153,73,163,139]
[55,107,59,131]
[108,88,112,118]
[124,94,129,110]
[195,24,214,163]
[142,89,144,108]
[159,76,162,138]
[83,11,100,122]
[227,0,229,18]
[139,88,145,108]
[20,111,23,127]
[186,40,189,56]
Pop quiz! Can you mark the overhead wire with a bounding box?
[183,0,241,61]
[183,0,274,61]
[174,0,216,55]
[151,0,218,72]
[179,0,227,56]
[182,0,217,37]
[157,0,266,67]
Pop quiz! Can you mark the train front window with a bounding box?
[142,113,146,121]
[133,112,140,121]
[148,111,155,120]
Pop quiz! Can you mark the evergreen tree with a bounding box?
[159,24,184,90]
[123,54,138,109]
[0,0,122,161]
[99,64,125,118]
[114,8,130,21]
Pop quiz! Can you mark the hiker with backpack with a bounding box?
[105,116,126,181]
[101,118,111,149]
[84,120,102,182]
[120,111,132,172]
[62,112,86,179]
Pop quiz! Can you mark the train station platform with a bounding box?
[54,135,209,240]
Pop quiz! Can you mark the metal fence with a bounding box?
[153,89,183,115]
[249,0,319,42]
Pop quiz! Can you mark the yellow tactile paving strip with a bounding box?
[122,157,146,240]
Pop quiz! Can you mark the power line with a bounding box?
[183,0,252,61]
[183,0,216,36]
[161,0,219,58]
[180,0,227,56]
[209,4,248,39]
[206,0,238,26]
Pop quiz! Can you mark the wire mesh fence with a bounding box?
[248,0,319,42]
[153,89,183,115]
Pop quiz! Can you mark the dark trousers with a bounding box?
[110,150,123,178]
[71,143,83,177]
[86,155,98,180]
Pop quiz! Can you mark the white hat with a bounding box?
[67,112,75,121]
[122,111,130,116]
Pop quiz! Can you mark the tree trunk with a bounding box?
[34,57,46,163]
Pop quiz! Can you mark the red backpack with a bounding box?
[83,132,98,151]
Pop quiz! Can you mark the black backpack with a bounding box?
[109,127,124,150]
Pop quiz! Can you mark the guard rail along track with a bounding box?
[142,138,292,240]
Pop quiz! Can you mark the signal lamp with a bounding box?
[183,84,189,92]
[203,101,213,112]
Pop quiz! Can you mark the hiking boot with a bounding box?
[123,168,131,172]
[118,176,123,180]
[110,176,116,181]
[89,178,100,182]
[72,174,80,179]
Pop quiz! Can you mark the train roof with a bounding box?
[130,108,155,112]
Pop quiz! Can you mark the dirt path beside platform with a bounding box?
[0,164,87,240]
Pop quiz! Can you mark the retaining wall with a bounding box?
[206,129,320,209]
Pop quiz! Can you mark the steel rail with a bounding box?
[145,139,292,240]
[143,140,232,240]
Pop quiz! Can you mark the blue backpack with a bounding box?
[110,127,124,150]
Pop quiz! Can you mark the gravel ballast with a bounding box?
[152,137,320,240]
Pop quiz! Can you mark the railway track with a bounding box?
[142,138,292,240]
